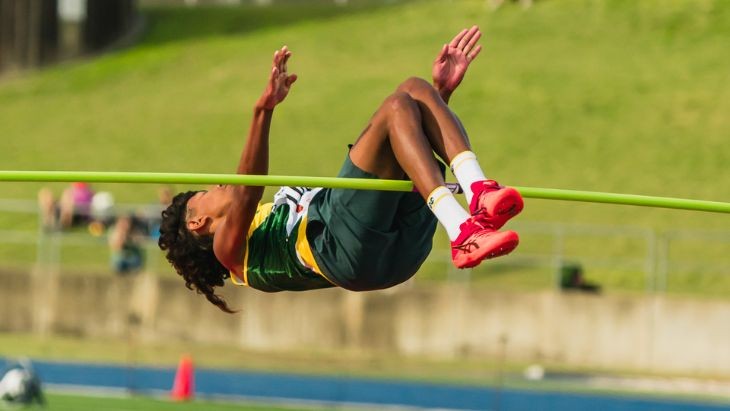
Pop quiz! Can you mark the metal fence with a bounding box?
[0,198,165,274]
[0,198,728,294]
[413,222,729,294]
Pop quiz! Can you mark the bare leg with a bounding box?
[59,188,75,229]
[349,92,446,201]
[396,77,472,164]
[37,188,57,229]
[349,88,519,268]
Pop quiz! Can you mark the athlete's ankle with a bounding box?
[450,151,487,204]
[426,186,470,240]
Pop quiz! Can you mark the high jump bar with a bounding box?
[0,170,728,214]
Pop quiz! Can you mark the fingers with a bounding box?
[270,60,297,88]
[285,74,298,87]
[281,45,291,63]
[279,45,290,72]
[270,66,279,84]
[272,45,292,73]
[282,49,292,73]
[463,27,481,53]
[467,44,482,62]
[457,25,480,50]
[447,26,482,60]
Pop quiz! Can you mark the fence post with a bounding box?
[552,224,565,289]
[644,229,657,293]
[656,233,670,293]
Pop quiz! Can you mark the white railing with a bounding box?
[0,199,727,293]
[426,221,730,293]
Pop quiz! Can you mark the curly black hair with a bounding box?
[158,191,235,313]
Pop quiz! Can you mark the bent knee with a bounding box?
[385,91,417,113]
[397,76,433,95]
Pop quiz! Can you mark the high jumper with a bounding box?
[158,26,523,312]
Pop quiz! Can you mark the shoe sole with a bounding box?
[454,231,520,269]
[475,188,524,230]
[485,239,519,260]
[492,188,524,223]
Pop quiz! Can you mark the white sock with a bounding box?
[426,186,470,241]
[450,151,487,204]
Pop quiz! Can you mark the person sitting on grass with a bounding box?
[38,182,95,230]
[158,26,523,313]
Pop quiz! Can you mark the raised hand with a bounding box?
[257,45,298,110]
[432,26,483,100]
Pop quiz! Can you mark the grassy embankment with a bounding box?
[0,0,728,295]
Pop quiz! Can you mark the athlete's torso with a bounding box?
[230,187,334,292]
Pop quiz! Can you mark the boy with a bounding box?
[159,27,522,312]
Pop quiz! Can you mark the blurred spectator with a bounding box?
[0,358,45,407]
[109,215,145,275]
[38,183,118,234]
[38,182,95,230]
[91,191,117,227]
[560,263,601,294]
[107,187,174,274]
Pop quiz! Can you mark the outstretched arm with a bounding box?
[432,26,483,104]
[214,46,297,272]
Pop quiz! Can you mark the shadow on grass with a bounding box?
[139,0,414,47]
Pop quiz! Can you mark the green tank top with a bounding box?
[230,187,334,292]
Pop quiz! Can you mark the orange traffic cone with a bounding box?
[171,354,194,401]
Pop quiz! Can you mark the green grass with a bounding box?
[36,392,320,411]
[0,0,729,294]
[34,387,730,411]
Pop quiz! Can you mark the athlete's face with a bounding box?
[185,185,232,233]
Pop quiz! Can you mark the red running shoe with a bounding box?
[469,180,524,230]
[451,217,519,269]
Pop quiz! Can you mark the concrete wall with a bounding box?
[0,269,728,376]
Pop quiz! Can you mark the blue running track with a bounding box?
[9,358,729,411]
